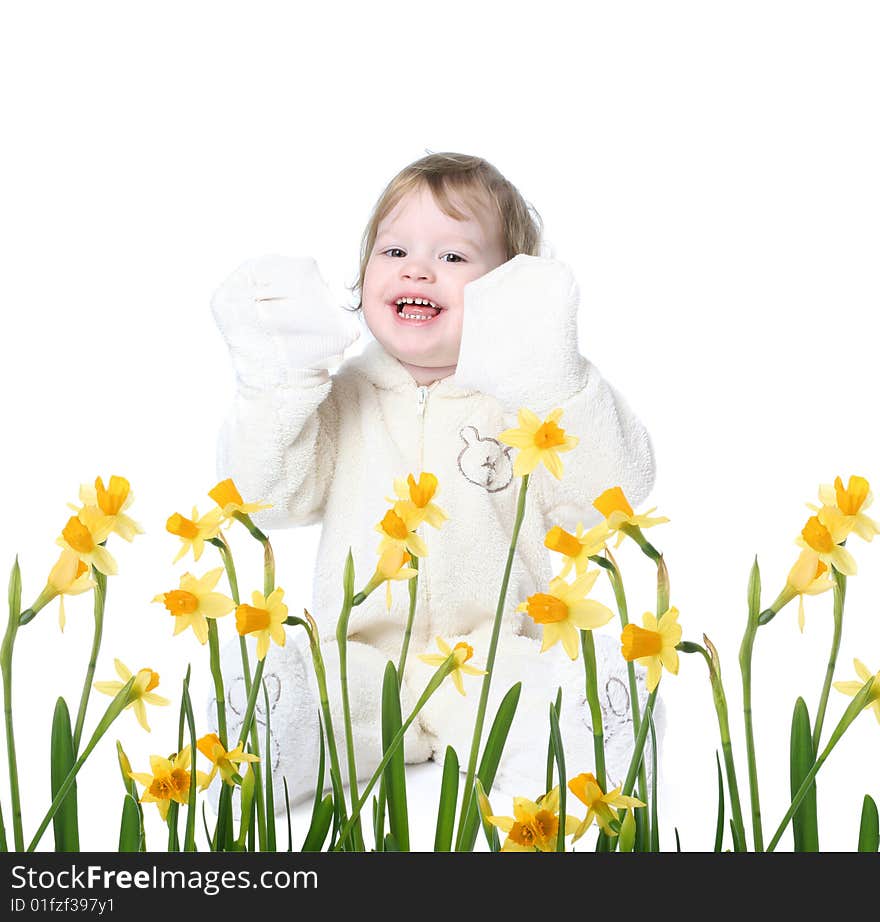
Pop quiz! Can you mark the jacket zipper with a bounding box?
[416,385,429,641]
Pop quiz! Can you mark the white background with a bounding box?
[1,1,878,853]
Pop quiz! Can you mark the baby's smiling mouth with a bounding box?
[394,296,443,321]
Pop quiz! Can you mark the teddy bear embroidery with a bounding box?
[457,426,514,493]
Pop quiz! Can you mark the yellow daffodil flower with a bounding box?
[32,548,95,631]
[486,786,580,852]
[375,504,428,558]
[810,475,879,543]
[834,659,880,725]
[417,637,486,696]
[361,546,419,611]
[592,486,669,548]
[620,607,682,693]
[795,511,857,576]
[387,472,448,530]
[93,659,170,732]
[196,733,260,787]
[544,521,610,578]
[72,475,144,542]
[152,567,235,644]
[568,772,645,840]
[235,588,288,660]
[516,571,614,660]
[784,548,836,632]
[128,746,209,821]
[498,407,578,480]
[166,506,224,564]
[208,478,273,523]
[55,506,117,576]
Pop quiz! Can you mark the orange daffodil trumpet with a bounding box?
[128,746,209,821]
[568,772,645,840]
[834,659,880,725]
[484,786,580,852]
[73,475,144,542]
[235,588,288,660]
[544,521,610,579]
[418,637,486,696]
[810,475,879,543]
[621,607,682,693]
[516,571,615,660]
[56,505,117,576]
[152,568,235,644]
[165,506,224,564]
[592,486,669,549]
[796,510,857,576]
[196,733,260,787]
[388,472,448,530]
[208,478,273,524]
[93,659,170,732]
[375,503,428,558]
[498,407,578,480]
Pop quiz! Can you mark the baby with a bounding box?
[209,151,659,810]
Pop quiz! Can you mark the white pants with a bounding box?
[207,622,664,811]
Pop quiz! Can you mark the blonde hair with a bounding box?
[347,151,544,310]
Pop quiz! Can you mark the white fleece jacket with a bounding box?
[210,253,660,807]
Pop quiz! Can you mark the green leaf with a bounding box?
[301,794,334,852]
[790,697,819,852]
[213,783,234,852]
[181,667,198,852]
[618,806,637,853]
[0,798,7,852]
[858,795,879,852]
[118,795,141,852]
[546,687,562,794]
[434,746,459,852]
[234,765,256,851]
[50,697,79,852]
[262,681,276,852]
[306,712,326,843]
[166,801,180,852]
[649,713,659,851]
[714,751,725,852]
[458,682,521,852]
[548,697,567,852]
[283,778,293,852]
[381,662,409,851]
[383,832,400,852]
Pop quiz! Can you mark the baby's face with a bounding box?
[362,185,508,385]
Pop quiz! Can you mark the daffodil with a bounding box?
[784,548,836,632]
[810,475,879,543]
[486,786,580,852]
[834,659,880,725]
[387,472,448,530]
[592,486,669,549]
[795,511,857,576]
[235,588,288,660]
[196,733,260,787]
[568,772,645,841]
[417,637,486,696]
[128,746,209,821]
[55,506,117,576]
[544,521,610,578]
[73,475,144,542]
[152,568,235,644]
[31,548,95,631]
[93,659,170,732]
[516,571,614,660]
[166,506,224,564]
[620,607,682,693]
[361,545,418,611]
[374,504,428,558]
[207,478,272,524]
[498,407,578,480]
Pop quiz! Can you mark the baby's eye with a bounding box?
[442,253,465,263]
[383,247,405,258]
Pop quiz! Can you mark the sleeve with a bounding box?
[453,253,657,532]
[211,254,361,530]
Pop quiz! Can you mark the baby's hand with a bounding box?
[454,254,588,413]
[211,254,361,389]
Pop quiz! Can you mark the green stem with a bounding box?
[455,474,530,850]
[396,557,419,681]
[72,568,107,754]
[28,678,135,851]
[811,567,846,751]
[580,630,606,791]
[334,658,454,848]
[739,557,764,851]
[1,559,23,851]
[766,678,874,852]
[207,620,228,749]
